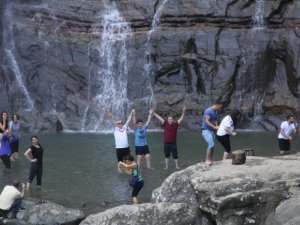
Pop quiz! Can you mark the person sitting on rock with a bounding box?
[278,114,298,155]
[0,180,25,219]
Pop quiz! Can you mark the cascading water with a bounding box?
[144,0,170,108]
[252,0,265,29]
[84,3,132,131]
[3,3,34,111]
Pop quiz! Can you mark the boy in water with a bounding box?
[132,109,154,169]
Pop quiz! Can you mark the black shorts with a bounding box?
[116,147,130,162]
[135,145,150,155]
[278,138,290,151]
[216,134,231,153]
[10,139,19,153]
[164,143,178,159]
[132,180,144,197]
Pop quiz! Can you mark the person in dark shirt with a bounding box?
[24,136,44,189]
[153,106,186,169]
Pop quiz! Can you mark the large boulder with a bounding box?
[80,203,208,225]
[23,202,85,225]
[152,153,300,225]
[266,197,300,225]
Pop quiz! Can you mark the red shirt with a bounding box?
[163,121,179,143]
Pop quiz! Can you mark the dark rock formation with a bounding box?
[1,0,300,132]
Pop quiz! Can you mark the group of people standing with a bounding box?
[109,103,299,203]
[0,104,298,214]
[108,106,186,204]
[0,111,21,168]
[0,111,44,219]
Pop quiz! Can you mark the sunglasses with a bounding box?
[117,122,123,124]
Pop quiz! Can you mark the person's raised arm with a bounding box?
[107,112,115,128]
[177,106,187,125]
[132,110,137,128]
[153,111,164,124]
[125,109,135,127]
[145,109,154,126]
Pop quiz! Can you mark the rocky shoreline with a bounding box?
[3,153,300,225]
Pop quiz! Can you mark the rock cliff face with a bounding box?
[1,0,300,132]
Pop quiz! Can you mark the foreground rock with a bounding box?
[152,153,300,225]
[80,203,206,225]
[1,201,85,225]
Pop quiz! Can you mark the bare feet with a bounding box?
[205,161,212,166]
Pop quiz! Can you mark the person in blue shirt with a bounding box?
[132,109,154,169]
[201,102,223,165]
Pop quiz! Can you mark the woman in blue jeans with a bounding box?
[24,136,44,189]
[118,154,144,204]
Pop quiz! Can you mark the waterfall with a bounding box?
[3,4,34,111]
[86,3,131,131]
[144,0,170,108]
[252,0,265,29]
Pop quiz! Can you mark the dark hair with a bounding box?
[11,114,19,121]
[230,109,242,127]
[136,119,143,124]
[13,180,21,188]
[213,101,223,106]
[0,111,8,130]
[123,154,134,162]
[286,114,294,120]
[31,135,42,148]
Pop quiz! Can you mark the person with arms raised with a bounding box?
[108,109,135,167]
[153,106,187,170]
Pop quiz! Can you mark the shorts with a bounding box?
[216,134,231,153]
[116,147,130,162]
[10,139,19,153]
[164,143,178,159]
[132,180,144,197]
[135,145,150,155]
[278,138,290,151]
[202,129,215,151]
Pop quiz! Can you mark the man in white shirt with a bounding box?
[278,115,298,155]
[0,180,25,219]
[108,109,135,164]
